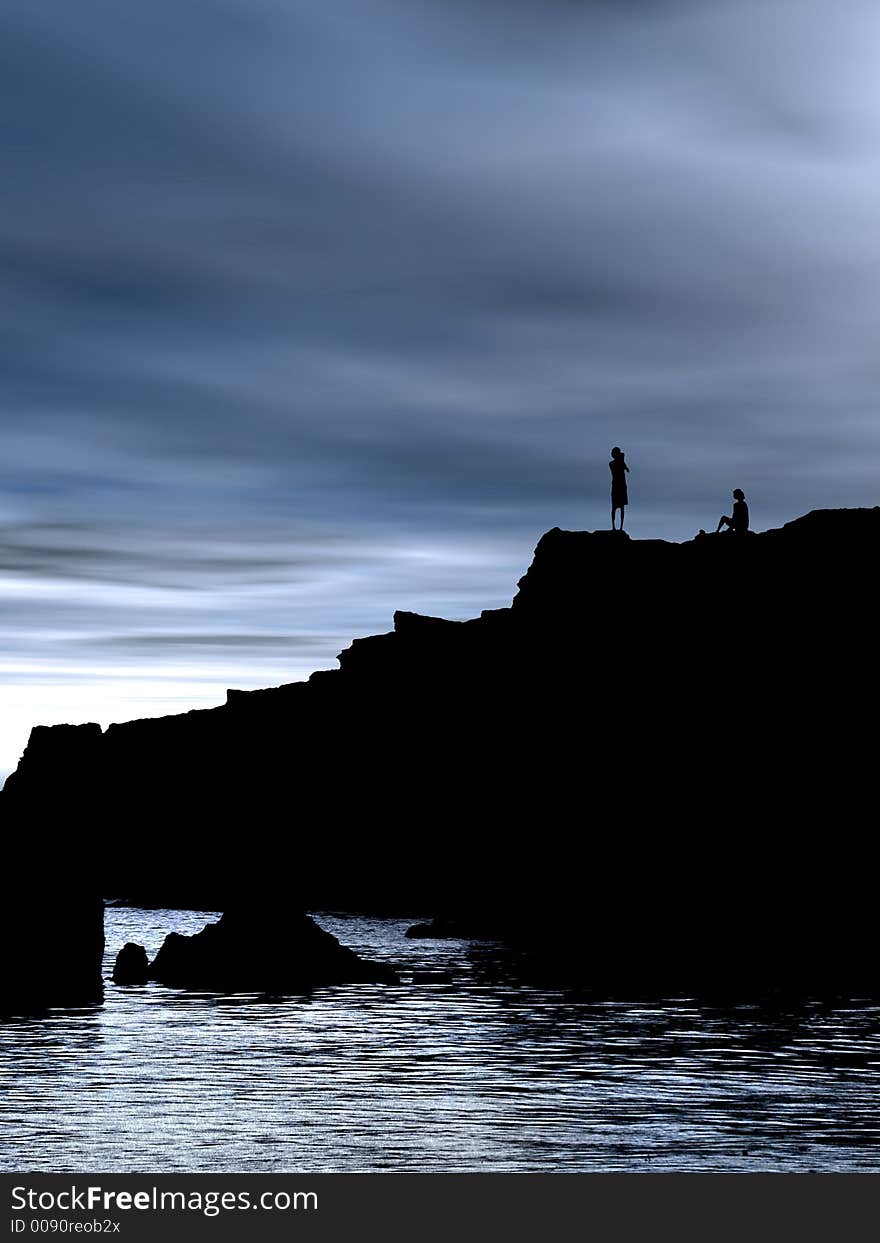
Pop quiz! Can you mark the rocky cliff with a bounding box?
[0,886,104,1017]
[2,508,878,997]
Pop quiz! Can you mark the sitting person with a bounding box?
[716,488,749,534]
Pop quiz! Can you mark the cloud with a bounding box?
[2,0,880,778]
[86,632,335,650]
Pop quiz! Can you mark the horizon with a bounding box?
[4,1,880,782]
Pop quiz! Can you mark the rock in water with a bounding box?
[0,891,104,1018]
[149,908,398,992]
[112,942,150,985]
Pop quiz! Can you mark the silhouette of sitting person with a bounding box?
[610,446,629,530]
[716,488,749,534]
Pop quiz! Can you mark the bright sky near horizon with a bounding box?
[3,0,880,782]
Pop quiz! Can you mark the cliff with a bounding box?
[2,508,878,997]
[0,886,104,1017]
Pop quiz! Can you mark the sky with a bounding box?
[2,0,880,783]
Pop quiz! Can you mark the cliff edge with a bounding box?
[2,508,878,997]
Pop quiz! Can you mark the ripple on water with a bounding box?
[1,908,879,1172]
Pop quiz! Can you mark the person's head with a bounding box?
[733,488,745,501]
[611,446,622,458]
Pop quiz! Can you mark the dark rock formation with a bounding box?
[112,942,150,985]
[0,892,104,1017]
[106,892,229,912]
[149,908,398,991]
[2,507,879,997]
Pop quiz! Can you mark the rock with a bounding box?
[1,892,104,1018]
[108,892,229,912]
[149,907,398,992]
[112,942,150,985]
[2,507,880,999]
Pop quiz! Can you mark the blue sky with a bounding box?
[2,0,880,781]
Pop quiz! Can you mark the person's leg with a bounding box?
[619,505,625,531]
[611,505,618,529]
[716,515,731,533]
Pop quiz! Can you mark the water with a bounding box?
[1,907,880,1172]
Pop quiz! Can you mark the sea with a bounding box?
[1,906,879,1172]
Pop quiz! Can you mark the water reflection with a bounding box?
[0,908,878,1171]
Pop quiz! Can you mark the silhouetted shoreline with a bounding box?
[2,507,879,1014]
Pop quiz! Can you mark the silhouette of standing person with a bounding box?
[716,488,749,534]
[610,447,629,530]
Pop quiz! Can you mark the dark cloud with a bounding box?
[0,521,353,586]
[2,0,880,779]
[89,633,332,648]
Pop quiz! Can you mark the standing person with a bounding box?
[715,488,749,534]
[609,446,629,530]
